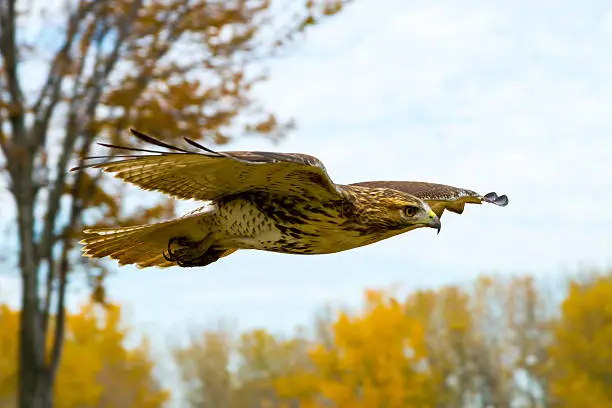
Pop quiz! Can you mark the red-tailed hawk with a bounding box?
[74,129,508,268]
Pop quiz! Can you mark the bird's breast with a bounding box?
[214,196,398,254]
[216,198,280,239]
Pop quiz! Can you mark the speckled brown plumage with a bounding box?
[74,129,508,269]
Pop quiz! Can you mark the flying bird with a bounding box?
[73,129,508,269]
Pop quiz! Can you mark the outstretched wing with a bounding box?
[71,129,342,202]
[350,181,508,217]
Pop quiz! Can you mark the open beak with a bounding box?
[426,210,441,234]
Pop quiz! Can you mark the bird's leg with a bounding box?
[163,236,197,263]
[163,234,221,267]
[179,247,226,268]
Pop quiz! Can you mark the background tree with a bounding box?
[0,0,350,407]
[275,290,438,408]
[173,323,234,408]
[172,272,612,407]
[234,328,311,408]
[0,301,168,408]
[173,324,311,408]
[405,276,555,408]
[548,276,612,407]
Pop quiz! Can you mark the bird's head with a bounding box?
[348,186,441,234]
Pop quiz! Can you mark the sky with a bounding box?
[1,0,612,361]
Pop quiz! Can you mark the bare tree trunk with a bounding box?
[0,0,49,406]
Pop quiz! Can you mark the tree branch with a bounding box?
[29,0,101,149]
[40,0,108,336]
[0,0,26,142]
[40,0,143,334]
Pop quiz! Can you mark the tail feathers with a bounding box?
[81,215,228,269]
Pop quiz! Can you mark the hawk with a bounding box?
[74,129,508,269]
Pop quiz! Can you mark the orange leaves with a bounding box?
[94,0,350,148]
[291,0,350,39]
[0,302,168,408]
[4,1,353,405]
[28,0,350,255]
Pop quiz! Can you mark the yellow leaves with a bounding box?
[0,305,19,405]
[0,302,168,408]
[549,276,612,407]
[56,302,169,407]
[174,325,312,408]
[173,273,612,406]
[278,290,436,408]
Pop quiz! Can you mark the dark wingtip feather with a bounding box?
[129,128,191,153]
[97,141,167,154]
[483,192,509,207]
[183,137,223,157]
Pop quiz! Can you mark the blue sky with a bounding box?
[2,0,612,356]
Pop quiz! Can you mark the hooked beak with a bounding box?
[426,210,441,234]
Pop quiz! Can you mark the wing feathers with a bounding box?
[350,180,508,217]
[73,129,341,202]
[483,192,509,207]
[129,128,192,153]
[183,136,227,157]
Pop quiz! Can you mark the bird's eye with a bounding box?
[404,206,419,217]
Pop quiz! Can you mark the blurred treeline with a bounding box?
[2,272,611,408]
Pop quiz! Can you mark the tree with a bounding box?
[173,323,234,408]
[174,293,438,408]
[174,275,594,407]
[404,285,483,407]
[276,290,439,408]
[0,0,350,407]
[548,276,612,407]
[404,276,555,408]
[0,301,168,408]
[503,276,554,407]
[234,328,311,408]
[173,324,311,408]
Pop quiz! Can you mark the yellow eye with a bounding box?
[404,206,419,217]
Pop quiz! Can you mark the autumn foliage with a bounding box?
[548,276,612,407]
[1,272,611,407]
[0,302,168,408]
[275,290,437,408]
[171,273,612,408]
[0,1,350,406]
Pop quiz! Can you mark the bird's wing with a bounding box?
[350,181,508,217]
[71,129,342,201]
